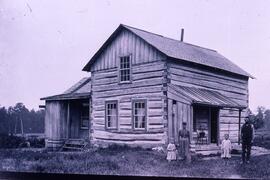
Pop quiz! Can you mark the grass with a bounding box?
[0,145,270,179]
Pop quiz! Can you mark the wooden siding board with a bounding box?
[91,29,165,71]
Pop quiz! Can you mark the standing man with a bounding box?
[241,117,255,164]
[178,122,191,163]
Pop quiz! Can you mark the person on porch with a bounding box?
[241,117,255,164]
[178,122,191,163]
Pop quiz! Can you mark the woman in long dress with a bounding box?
[178,122,191,163]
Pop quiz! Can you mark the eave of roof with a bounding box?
[40,77,91,101]
[83,24,254,79]
[170,84,246,109]
[40,92,91,101]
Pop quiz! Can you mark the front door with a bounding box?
[193,105,219,144]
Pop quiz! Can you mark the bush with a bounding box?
[0,134,26,148]
[27,136,45,148]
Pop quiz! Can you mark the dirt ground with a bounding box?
[0,145,270,179]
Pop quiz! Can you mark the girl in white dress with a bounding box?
[166,141,177,162]
[221,134,232,159]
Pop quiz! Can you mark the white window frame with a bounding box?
[105,100,118,130]
[119,55,132,83]
[132,99,147,130]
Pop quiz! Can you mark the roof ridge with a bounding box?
[70,77,91,94]
[121,24,217,52]
[64,77,91,94]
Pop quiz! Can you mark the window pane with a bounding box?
[106,102,117,128]
[119,56,130,82]
[133,101,146,129]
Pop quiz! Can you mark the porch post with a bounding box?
[208,107,211,144]
[67,101,70,139]
[190,105,193,141]
[168,99,173,143]
[238,109,242,145]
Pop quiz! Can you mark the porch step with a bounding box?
[195,144,220,151]
[194,144,221,156]
[61,139,88,151]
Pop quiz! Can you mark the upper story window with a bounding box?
[105,101,118,130]
[133,100,147,130]
[80,103,89,129]
[119,55,131,83]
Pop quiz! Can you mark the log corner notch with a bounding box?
[238,109,242,145]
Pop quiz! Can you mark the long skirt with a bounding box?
[179,138,191,162]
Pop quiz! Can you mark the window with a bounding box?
[105,101,118,129]
[133,100,147,130]
[119,55,131,82]
[81,103,89,129]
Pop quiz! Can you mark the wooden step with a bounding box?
[61,139,88,151]
[62,146,85,151]
[195,144,220,151]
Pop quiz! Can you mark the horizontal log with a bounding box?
[93,76,117,86]
[219,117,245,124]
[220,125,239,131]
[93,130,165,141]
[132,61,165,74]
[132,70,164,81]
[92,77,163,92]
[168,61,248,84]
[93,92,164,103]
[170,73,248,95]
[93,68,117,80]
[169,66,248,89]
[93,86,163,99]
[93,139,166,145]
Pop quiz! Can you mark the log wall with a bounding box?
[91,61,167,148]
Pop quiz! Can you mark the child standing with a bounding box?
[221,134,232,159]
[166,142,177,162]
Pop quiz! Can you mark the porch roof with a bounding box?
[40,92,90,101]
[171,85,246,109]
[41,77,91,101]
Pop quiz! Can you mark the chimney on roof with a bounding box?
[180,28,184,42]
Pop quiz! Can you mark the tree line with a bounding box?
[0,103,45,135]
[247,106,270,129]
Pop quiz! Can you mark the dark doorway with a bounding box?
[210,108,219,144]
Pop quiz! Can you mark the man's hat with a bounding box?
[182,122,187,125]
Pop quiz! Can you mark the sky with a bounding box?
[0,0,270,112]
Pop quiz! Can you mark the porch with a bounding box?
[41,77,92,150]
[167,84,246,154]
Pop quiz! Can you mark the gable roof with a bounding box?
[40,77,91,101]
[83,24,253,78]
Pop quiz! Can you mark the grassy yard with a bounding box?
[0,145,270,179]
